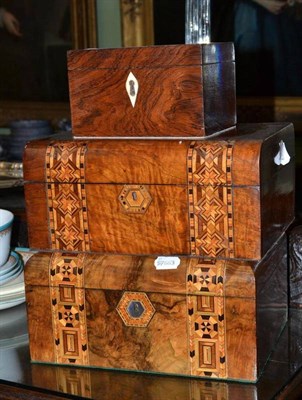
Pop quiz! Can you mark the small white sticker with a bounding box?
[274,140,291,166]
[154,257,181,270]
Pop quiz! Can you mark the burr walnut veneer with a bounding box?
[67,43,236,138]
[23,123,294,260]
[24,233,288,382]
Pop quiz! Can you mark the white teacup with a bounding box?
[0,209,14,267]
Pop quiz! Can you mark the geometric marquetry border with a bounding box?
[46,142,90,252]
[187,259,227,378]
[187,141,234,258]
[49,252,89,365]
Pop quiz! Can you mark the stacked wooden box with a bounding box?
[23,43,295,382]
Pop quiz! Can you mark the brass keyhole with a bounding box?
[129,80,136,96]
[132,191,137,201]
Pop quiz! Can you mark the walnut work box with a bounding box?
[24,232,288,382]
[67,43,236,138]
[23,123,295,260]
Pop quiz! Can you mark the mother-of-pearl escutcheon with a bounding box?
[125,71,139,107]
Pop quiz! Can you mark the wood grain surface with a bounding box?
[26,286,55,363]
[23,123,295,259]
[24,253,255,296]
[67,43,235,70]
[86,290,189,374]
[67,43,236,137]
[225,297,257,381]
[24,235,287,382]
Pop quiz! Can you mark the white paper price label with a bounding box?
[154,257,181,270]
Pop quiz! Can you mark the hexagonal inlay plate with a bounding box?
[116,292,155,327]
[118,185,152,214]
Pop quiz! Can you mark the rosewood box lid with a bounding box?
[67,43,236,138]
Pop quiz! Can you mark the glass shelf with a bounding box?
[1,303,302,399]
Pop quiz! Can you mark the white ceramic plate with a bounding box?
[0,282,25,302]
[0,260,23,285]
[0,295,25,310]
[0,271,24,297]
[0,251,20,276]
[0,250,35,310]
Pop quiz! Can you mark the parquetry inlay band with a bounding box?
[46,142,90,251]
[187,142,234,258]
[187,259,227,378]
[49,253,89,365]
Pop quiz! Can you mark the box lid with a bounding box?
[24,252,256,299]
[23,123,295,187]
[67,43,235,72]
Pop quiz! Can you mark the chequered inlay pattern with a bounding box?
[46,142,90,251]
[187,142,234,258]
[49,253,89,365]
[187,259,227,378]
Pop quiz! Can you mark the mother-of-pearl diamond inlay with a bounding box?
[125,71,139,107]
